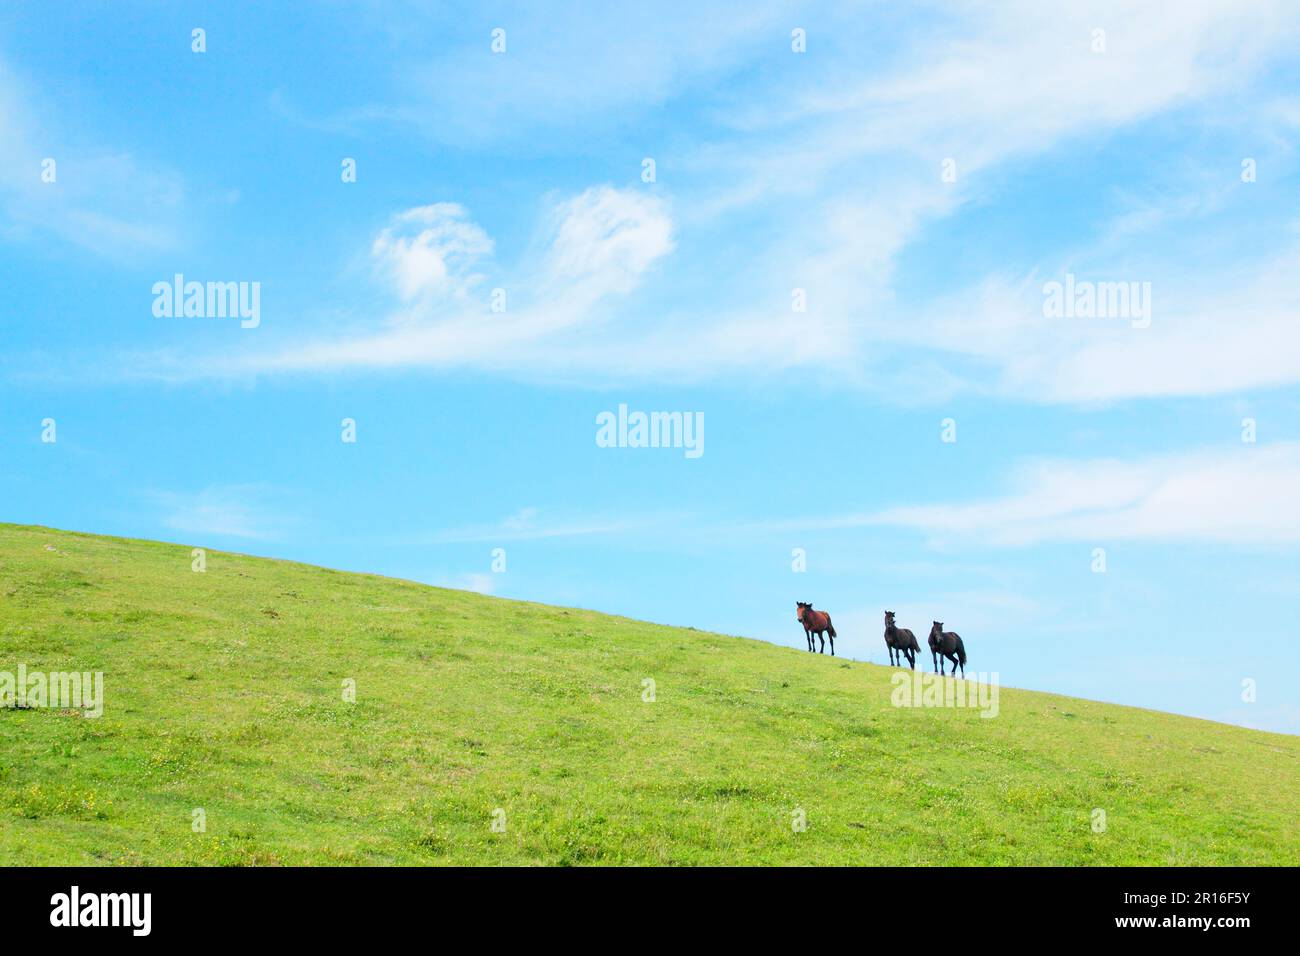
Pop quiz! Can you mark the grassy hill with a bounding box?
[1,523,1296,866]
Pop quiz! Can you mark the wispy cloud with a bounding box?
[866,443,1300,546]
[0,58,185,258]
[148,484,293,541]
[420,439,1300,551]
[103,1,1300,402]
[181,185,674,378]
[421,506,661,544]
[371,203,493,306]
[427,571,496,595]
[273,3,790,148]
[882,237,1300,403]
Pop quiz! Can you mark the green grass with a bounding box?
[1,522,1296,866]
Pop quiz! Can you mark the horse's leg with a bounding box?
[828,632,835,656]
[818,632,825,654]
[908,648,915,670]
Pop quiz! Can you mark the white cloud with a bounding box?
[867,443,1300,546]
[890,243,1300,403]
[208,186,673,376]
[544,187,674,300]
[0,58,185,258]
[1033,265,1300,403]
[421,444,1300,553]
[370,203,492,304]
[149,485,290,541]
[103,2,1300,402]
[427,572,496,595]
[668,0,1300,395]
[1212,703,1300,735]
[422,507,660,544]
[717,0,1300,195]
[355,4,789,147]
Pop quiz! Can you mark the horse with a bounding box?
[883,611,919,669]
[928,621,967,677]
[796,602,837,655]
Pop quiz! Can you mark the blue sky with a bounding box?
[3,1,1299,733]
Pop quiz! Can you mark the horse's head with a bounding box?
[885,610,895,626]
[931,621,943,636]
[796,601,811,622]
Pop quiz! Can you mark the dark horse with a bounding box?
[883,611,920,669]
[796,602,836,655]
[928,621,967,677]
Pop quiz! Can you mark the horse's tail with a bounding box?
[827,616,836,638]
[956,636,967,666]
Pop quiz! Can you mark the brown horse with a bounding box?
[883,611,920,669]
[928,621,967,677]
[796,602,836,655]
